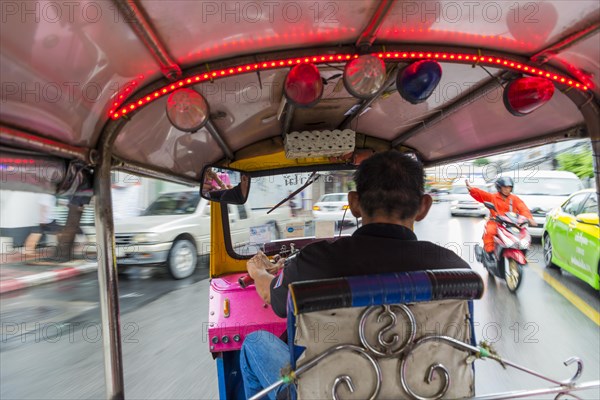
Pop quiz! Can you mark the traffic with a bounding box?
[1,195,598,399]
[1,0,599,398]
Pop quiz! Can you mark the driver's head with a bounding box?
[349,150,432,224]
[495,176,514,196]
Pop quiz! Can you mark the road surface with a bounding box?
[1,203,598,399]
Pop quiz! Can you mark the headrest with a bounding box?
[289,269,483,315]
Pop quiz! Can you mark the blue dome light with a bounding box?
[397,60,442,104]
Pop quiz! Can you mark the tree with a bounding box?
[473,158,490,167]
[556,150,594,179]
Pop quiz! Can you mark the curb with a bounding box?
[0,263,97,294]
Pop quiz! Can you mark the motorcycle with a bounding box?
[475,202,531,293]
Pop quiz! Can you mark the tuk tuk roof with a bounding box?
[1,1,599,184]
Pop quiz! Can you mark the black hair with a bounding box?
[354,150,425,219]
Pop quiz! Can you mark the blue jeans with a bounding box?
[240,331,297,400]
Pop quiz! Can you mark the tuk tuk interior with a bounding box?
[1,1,599,399]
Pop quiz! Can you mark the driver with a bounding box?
[241,150,471,399]
[466,177,537,261]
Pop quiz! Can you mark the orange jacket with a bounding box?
[468,187,533,220]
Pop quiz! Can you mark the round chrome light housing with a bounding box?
[343,55,386,99]
[166,88,209,132]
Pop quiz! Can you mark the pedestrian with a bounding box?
[288,191,298,217]
[23,193,59,255]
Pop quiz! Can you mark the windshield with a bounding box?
[227,168,356,257]
[143,192,200,216]
[512,178,583,196]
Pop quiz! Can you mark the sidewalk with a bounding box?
[0,248,97,294]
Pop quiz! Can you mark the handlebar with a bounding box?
[239,255,281,289]
[239,252,297,290]
[238,274,254,289]
[491,215,529,227]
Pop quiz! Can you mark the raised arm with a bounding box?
[465,179,493,203]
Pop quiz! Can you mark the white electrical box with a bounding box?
[284,129,355,159]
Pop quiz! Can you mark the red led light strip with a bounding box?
[110,52,589,120]
[0,158,36,164]
[107,77,144,117]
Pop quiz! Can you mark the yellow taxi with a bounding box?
[543,189,599,290]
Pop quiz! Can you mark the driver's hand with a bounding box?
[247,251,283,279]
[202,180,212,194]
[465,179,472,189]
[529,219,538,227]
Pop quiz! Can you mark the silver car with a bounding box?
[449,183,490,217]
[312,193,355,225]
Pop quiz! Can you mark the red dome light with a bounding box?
[283,63,323,107]
[503,77,555,116]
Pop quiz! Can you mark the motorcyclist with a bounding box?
[466,177,537,260]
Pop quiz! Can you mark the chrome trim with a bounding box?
[531,23,600,64]
[295,344,382,400]
[250,303,598,400]
[282,104,295,137]
[204,120,234,160]
[355,0,395,50]
[359,305,416,357]
[332,376,355,400]
[338,67,398,130]
[472,380,600,400]
[392,72,514,146]
[248,344,382,400]
[112,0,181,80]
[399,335,480,400]
[113,157,199,186]
[0,125,91,163]
[114,234,135,246]
[94,118,127,400]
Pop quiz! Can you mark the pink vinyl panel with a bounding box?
[208,273,286,353]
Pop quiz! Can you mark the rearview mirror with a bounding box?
[483,201,496,211]
[575,213,599,226]
[200,166,251,205]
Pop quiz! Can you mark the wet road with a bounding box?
[415,203,600,398]
[1,203,599,399]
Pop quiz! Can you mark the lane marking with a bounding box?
[530,264,600,326]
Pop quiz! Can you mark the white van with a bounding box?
[449,180,491,217]
[112,188,294,279]
[500,170,584,237]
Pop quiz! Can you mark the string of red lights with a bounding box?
[109,51,590,120]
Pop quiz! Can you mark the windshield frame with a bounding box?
[218,163,358,261]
